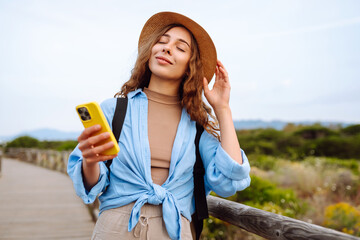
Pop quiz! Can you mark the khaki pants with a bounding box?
[91,202,193,240]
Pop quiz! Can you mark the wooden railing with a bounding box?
[207,195,360,240]
[5,148,70,173]
[4,148,360,240]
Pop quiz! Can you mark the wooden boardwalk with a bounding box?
[0,158,94,239]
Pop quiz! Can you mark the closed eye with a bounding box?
[177,47,185,52]
[158,36,168,44]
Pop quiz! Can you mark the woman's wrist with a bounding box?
[83,158,97,168]
[82,158,100,190]
[214,105,232,123]
[82,158,100,179]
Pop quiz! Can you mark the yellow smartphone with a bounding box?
[76,102,120,155]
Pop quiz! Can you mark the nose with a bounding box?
[162,45,171,55]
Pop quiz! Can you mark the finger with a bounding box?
[78,132,111,151]
[215,66,220,82]
[78,124,102,142]
[217,60,225,69]
[218,66,229,81]
[217,66,225,82]
[82,141,115,158]
[218,66,228,77]
[217,60,228,75]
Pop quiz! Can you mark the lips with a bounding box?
[156,56,173,65]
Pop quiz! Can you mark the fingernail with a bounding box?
[95,125,101,130]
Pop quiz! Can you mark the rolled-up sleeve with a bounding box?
[67,146,110,204]
[199,130,251,197]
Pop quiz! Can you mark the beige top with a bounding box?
[143,88,182,185]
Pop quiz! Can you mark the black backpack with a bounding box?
[105,97,208,240]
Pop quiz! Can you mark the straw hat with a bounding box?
[138,11,217,82]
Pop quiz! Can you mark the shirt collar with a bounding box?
[127,88,144,99]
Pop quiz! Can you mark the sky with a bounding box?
[1,0,360,136]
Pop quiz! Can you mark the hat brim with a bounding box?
[138,12,217,82]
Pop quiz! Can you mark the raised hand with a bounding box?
[77,124,118,165]
[203,60,243,164]
[203,60,231,113]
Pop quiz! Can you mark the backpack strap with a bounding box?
[193,123,208,240]
[105,97,128,173]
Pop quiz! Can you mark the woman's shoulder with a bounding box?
[99,98,117,119]
[100,98,117,109]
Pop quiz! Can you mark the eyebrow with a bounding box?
[163,34,191,48]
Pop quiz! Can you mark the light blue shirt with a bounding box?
[67,89,251,240]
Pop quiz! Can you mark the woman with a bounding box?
[68,11,251,240]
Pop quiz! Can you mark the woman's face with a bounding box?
[148,26,192,82]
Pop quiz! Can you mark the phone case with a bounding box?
[76,102,120,155]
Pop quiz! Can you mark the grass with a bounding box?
[248,155,360,228]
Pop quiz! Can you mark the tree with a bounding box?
[6,136,40,149]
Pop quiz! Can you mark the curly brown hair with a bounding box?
[115,24,219,140]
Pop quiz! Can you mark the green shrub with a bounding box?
[255,141,277,155]
[294,126,337,140]
[5,137,77,151]
[237,124,360,160]
[276,135,304,159]
[314,136,353,158]
[6,136,40,149]
[249,155,277,171]
[341,124,360,136]
[232,175,305,218]
[256,128,284,141]
[238,139,257,155]
[56,141,78,151]
[324,202,360,236]
[38,141,62,149]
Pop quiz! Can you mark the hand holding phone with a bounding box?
[76,102,120,157]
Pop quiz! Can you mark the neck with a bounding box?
[148,74,182,96]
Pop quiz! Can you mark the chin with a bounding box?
[157,74,182,82]
[150,70,180,82]
[149,63,185,82]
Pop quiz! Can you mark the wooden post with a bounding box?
[207,195,360,240]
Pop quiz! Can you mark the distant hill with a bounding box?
[0,120,356,143]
